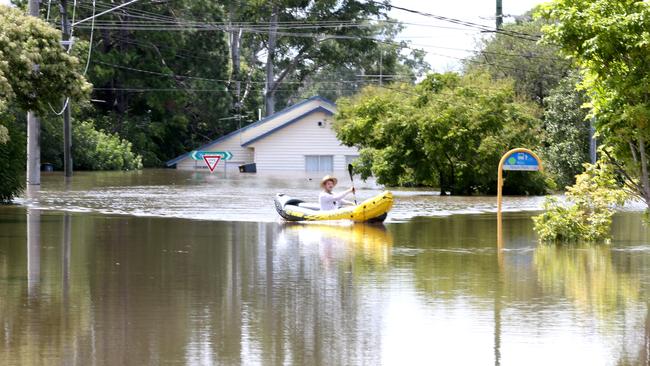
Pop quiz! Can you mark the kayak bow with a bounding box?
[274,191,393,223]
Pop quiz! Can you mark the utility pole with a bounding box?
[26,0,40,185]
[496,0,503,30]
[60,0,73,177]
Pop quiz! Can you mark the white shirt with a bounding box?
[319,190,350,211]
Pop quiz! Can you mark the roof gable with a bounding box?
[241,106,334,147]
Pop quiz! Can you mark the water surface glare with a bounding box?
[1,204,650,365]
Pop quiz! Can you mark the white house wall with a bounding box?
[247,110,358,171]
[238,99,334,143]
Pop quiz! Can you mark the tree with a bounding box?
[226,0,390,116]
[539,0,650,208]
[464,11,572,105]
[67,0,233,166]
[0,5,90,113]
[0,5,89,202]
[542,72,591,188]
[334,72,547,195]
[295,21,430,102]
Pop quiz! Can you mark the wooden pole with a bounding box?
[61,0,73,177]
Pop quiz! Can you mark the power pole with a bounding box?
[60,0,73,177]
[496,0,503,30]
[26,0,40,185]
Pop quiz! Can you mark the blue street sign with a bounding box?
[190,150,233,161]
[502,151,540,171]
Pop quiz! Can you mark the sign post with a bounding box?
[497,148,543,248]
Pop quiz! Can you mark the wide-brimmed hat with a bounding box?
[320,175,338,188]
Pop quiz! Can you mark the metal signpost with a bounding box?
[497,148,543,248]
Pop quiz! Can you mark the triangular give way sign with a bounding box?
[202,155,221,172]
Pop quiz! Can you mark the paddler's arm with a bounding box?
[331,187,354,201]
[341,199,356,206]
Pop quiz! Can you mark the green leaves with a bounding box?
[533,162,628,242]
[542,72,591,188]
[0,116,24,203]
[334,71,545,194]
[539,0,650,207]
[0,6,90,114]
[72,120,142,171]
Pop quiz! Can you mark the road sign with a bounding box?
[203,155,222,173]
[502,151,540,171]
[496,148,543,249]
[191,150,232,161]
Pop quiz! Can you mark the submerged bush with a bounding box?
[73,120,143,171]
[0,119,25,203]
[533,162,628,242]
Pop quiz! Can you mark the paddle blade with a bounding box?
[347,163,354,180]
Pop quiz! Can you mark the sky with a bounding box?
[389,0,546,71]
[0,0,546,70]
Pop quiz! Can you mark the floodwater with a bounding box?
[2,170,650,365]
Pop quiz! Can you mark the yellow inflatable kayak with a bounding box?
[274,191,393,223]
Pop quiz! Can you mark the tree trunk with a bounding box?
[264,6,278,116]
[639,136,650,207]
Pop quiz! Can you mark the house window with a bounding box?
[305,155,333,172]
[345,155,359,166]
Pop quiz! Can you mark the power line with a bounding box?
[379,1,541,41]
[72,0,140,26]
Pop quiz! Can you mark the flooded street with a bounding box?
[2,170,650,365]
[14,170,557,222]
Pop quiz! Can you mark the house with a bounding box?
[165,96,359,173]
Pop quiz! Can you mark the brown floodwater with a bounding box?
[1,170,650,365]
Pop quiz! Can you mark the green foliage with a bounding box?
[64,1,233,166]
[465,11,572,105]
[533,162,628,242]
[538,0,650,207]
[0,116,24,203]
[72,120,142,171]
[542,72,591,188]
[0,5,89,202]
[335,71,547,195]
[0,6,90,114]
[296,21,430,102]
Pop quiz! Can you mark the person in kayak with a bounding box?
[319,175,355,211]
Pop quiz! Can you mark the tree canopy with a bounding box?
[539,0,650,207]
[0,5,90,114]
[464,11,572,105]
[0,5,89,202]
[334,72,547,195]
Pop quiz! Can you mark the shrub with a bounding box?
[532,162,628,242]
[0,119,25,203]
[73,120,142,170]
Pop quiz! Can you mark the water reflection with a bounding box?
[534,244,640,319]
[1,209,650,365]
[26,186,40,298]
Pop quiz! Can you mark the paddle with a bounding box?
[348,163,357,205]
